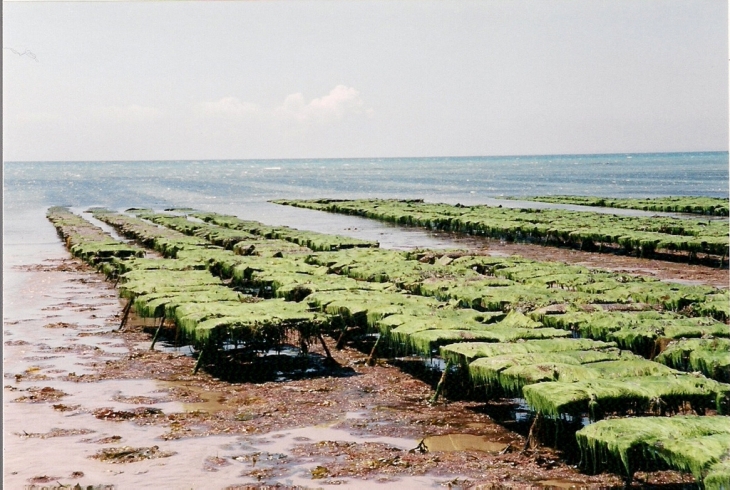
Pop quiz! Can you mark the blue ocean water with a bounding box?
[4,152,728,213]
[3,152,728,263]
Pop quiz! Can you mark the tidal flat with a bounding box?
[4,203,727,489]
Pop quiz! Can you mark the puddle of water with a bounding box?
[158,380,236,413]
[537,479,586,489]
[463,422,492,429]
[422,434,508,453]
[244,422,417,453]
[8,378,185,412]
[3,400,246,489]
[78,208,138,245]
[4,301,125,378]
[228,423,442,488]
[132,340,193,355]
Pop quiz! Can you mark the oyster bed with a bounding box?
[36,205,730,488]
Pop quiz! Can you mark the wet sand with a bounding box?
[3,210,717,489]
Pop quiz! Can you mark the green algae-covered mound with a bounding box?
[655,338,730,383]
[519,195,730,216]
[576,416,730,487]
[274,198,729,259]
[441,334,730,418]
[306,246,727,321]
[440,338,618,366]
[695,291,730,322]
[46,207,144,274]
[136,211,313,256]
[468,350,672,396]
[118,266,245,320]
[92,209,211,257]
[140,212,260,249]
[173,298,327,347]
[191,211,379,251]
[534,309,730,359]
[523,374,730,418]
[119,269,226,298]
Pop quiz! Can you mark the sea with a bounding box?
[4,151,728,265]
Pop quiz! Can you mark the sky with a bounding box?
[3,0,728,162]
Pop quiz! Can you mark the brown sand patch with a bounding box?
[44,322,78,329]
[15,427,95,439]
[13,386,68,403]
[90,445,176,463]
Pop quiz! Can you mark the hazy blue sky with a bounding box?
[3,1,728,161]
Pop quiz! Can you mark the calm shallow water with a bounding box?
[5,153,728,213]
[5,152,728,262]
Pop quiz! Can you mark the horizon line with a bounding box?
[4,149,729,164]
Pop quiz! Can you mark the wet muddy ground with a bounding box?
[5,254,710,490]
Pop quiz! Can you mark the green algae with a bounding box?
[307,246,727,322]
[576,415,730,485]
[695,292,730,321]
[274,198,729,258]
[467,350,683,397]
[131,289,245,319]
[440,338,617,366]
[656,338,730,382]
[534,309,730,359]
[519,195,730,217]
[191,211,379,251]
[705,457,730,490]
[46,207,144,273]
[92,209,210,258]
[172,298,325,346]
[523,375,730,418]
[468,350,664,396]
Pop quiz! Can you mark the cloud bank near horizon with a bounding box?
[200,85,372,124]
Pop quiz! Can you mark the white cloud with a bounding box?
[275,85,370,123]
[200,85,372,125]
[199,97,261,117]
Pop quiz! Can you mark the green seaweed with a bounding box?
[576,415,730,484]
[523,375,730,418]
[518,195,729,217]
[440,338,617,366]
[274,199,729,259]
[656,338,730,382]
